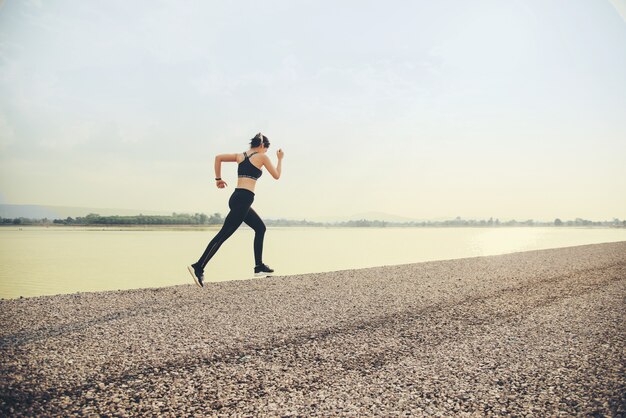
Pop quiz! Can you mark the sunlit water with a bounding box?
[1,226,624,299]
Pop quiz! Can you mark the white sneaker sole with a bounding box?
[187,265,203,288]
[254,272,274,278]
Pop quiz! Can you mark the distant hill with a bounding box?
[0,204,170,219]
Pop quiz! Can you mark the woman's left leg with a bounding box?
[243,207,266,266]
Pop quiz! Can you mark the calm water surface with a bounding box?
[1,226,625,299]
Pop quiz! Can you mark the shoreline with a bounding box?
[2,240,626,301]
[1,241,625,415]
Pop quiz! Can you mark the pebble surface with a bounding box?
[1,242,625,416]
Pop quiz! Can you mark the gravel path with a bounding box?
[1,242,625,416]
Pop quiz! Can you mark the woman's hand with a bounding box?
[216,179,228,189]
[277,149,284,160]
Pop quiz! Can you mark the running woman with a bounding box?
[188,133,284,287]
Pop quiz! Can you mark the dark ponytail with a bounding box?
[250,132,270,149]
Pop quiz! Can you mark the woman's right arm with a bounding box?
[263,149,284,180]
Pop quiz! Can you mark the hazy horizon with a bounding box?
[0,203,623,225]
[1,1,625,221]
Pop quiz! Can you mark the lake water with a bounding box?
[1,226,625,299]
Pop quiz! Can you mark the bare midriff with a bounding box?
[236,177,257,193]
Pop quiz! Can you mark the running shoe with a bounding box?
[254,263,274,277]
[187,263,204,288]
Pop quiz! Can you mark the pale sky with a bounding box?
[1,0,625,221]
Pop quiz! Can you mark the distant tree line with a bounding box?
[265,216,626,228]
[1,217,53,225]
[1,213,223,226]
[1,215,624,228]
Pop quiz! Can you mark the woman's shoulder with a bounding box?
[247,150,266,159]
[233,152,246,164]
[257,152,271,163]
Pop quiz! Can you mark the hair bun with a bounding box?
[250,133,264,147]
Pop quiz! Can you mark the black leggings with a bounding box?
[197,188,266,269]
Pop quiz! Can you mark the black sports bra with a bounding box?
[237,151,262,180]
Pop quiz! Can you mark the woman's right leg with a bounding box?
[243,207,266,266]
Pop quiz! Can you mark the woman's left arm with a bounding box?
[214,153,238,188]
